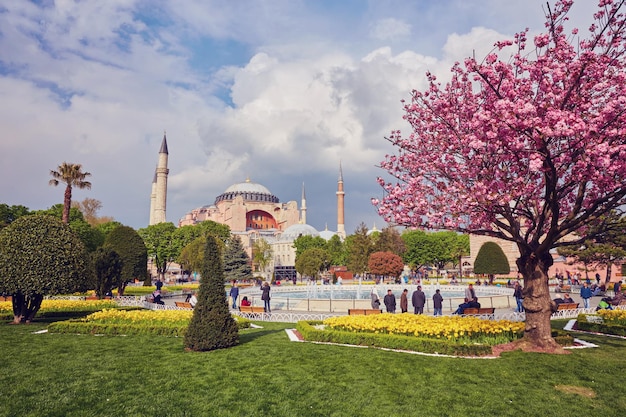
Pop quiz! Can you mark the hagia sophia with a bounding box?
[148,133,346,277]
[147,134,623,283]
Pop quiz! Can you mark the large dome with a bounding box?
[215,178,279,204]
[280,223,319,241]
[224,180,272,195]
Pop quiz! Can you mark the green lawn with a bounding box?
[1,318,625,417]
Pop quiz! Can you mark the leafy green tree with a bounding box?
[345,223,372,275]
[368,251,404,280]
[252,238,273,275]
[34,204,104,252]
[372,227,406,256]
[196,220,231,243]
[184,235,238,352]
[95,221,124,239]
[0,204,30,229]
[48,162,92,224]
[448,233,470,277]
[401,229,430,270]
[295,248,329,279]
[91,247,122,298]
[69,219,105,252]
[35,203,84,222]
[0,215,89,323]
[105,225,147,294]
[224,235,253,282]
[177,222,231,276]
[557,214,626,283]
[326,234,347,266]
[474,242,511,279]
[178,236,207,275]
[138,222,178,280]
[293,235,327,258]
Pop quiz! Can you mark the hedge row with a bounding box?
[296,321,575,356]
[48,315,251,337]
[296,321,494,356]
[48,321,188,337]
[576,314,626,337]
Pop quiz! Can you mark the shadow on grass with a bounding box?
[238,326,285,344]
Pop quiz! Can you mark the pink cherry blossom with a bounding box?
[374,0,626,348]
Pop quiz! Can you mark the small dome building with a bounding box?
[272,223,320,268]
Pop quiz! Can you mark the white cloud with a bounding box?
[0,0,605,233]
[370,18,412,41]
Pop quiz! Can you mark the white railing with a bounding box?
[44,293,625,323]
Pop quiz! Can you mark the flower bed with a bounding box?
[325,314,524,345]
[298,314,526,356]
[576,310,626,337]
[48,308,251,337]
[0,299,122,320]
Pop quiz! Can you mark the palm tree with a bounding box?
[49,163,92,223]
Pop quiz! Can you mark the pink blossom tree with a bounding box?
[375,0,626,352]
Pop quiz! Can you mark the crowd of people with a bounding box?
[144,276,624,316]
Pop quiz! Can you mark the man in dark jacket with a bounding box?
[383,289,396,313]
[412,286,426,314]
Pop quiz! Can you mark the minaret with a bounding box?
[336,162,346,238]
[149,168,157,225]
[300,182,307,224]
[150,132,169,225]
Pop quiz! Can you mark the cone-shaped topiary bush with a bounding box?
[184,235,239,351]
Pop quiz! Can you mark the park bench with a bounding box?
[556,303,579,311]
[550,302,580,318]
[175,301,193,309]
[239,306,266,313]
[239,305,266,318]
[555,285,571,293]
[462,307,496,318]
[348,308,382,315]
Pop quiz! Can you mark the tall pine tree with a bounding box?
[223,235,252,282]
[184,235,238,352]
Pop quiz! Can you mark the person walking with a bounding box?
[580,282,593,309]
[432,289,443,316]
[261,282,271,312]
[370,288,381,310]
[513,281,524,312]
[400,289,409,313]
[229,281,239,309]
[412,285,426,314]
[383,289,396,313]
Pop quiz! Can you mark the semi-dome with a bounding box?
[215,178,279,204]
[319,224,337,241]
[280,223,319,241]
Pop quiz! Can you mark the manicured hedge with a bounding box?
[296,321,494,356]
[576,314,626,337]
[296,321,575,356]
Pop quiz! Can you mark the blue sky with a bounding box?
[0,0,599,233]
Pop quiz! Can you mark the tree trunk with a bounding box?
[12,292,44,324]
[63,185,72,224]
[516,251,565,352]
[605,263,612,284]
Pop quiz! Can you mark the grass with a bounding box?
[1,317,625,417]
